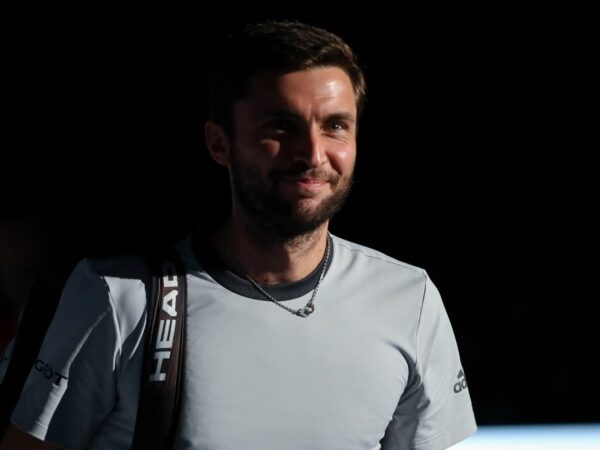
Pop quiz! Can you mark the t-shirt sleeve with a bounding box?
[10,259,121,449]
[380,271,477,450]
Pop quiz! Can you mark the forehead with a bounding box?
[237,67,357,116]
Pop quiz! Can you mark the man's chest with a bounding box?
[175,279,413,450]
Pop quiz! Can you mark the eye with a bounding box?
[325,121,349,133]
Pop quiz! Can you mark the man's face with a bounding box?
[228,67,357,240]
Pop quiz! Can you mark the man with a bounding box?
[0,21,476,449]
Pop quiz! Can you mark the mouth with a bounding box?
[281,177,327,189]
[278,172,329,181]
[293,177,327,186]
[274,174,330,193]
[274,168,335,182]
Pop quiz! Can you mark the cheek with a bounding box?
[329,145,356,172]
[258,139,283,158]
[233,135,281,164]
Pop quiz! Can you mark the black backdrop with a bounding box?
[3,3,598,426]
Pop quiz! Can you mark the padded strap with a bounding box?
[132,251,187,450]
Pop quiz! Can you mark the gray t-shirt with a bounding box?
[0,234,476,449]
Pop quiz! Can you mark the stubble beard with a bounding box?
[230,155,353,244]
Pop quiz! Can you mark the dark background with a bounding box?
[2,2,598,426]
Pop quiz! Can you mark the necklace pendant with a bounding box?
[297,304,314,318]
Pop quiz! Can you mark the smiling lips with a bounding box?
[296,177,327,186]
[275,168,335,182]
[272,167,340,195]
[275,175,329,193]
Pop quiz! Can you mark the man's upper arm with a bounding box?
[380,271,476,450]
[0,424,61,450]
[9,259,120,448]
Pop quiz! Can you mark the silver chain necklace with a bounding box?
[245,237,330,318]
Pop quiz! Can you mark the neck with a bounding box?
[212,216,330,285]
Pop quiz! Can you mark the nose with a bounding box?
[292,125,326,168]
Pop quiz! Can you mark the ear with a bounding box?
[205,120,231,166]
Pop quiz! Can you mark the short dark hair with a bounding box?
[208,20,366,134]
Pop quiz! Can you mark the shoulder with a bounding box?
[83,253,152,282]
[331,234,428,283]
[65,254,153,341]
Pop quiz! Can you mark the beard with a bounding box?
[230,153,353,242]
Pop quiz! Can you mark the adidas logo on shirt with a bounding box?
[453,369,468,393]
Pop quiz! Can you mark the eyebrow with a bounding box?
[326,112,356,124]
[260,110,356,124]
